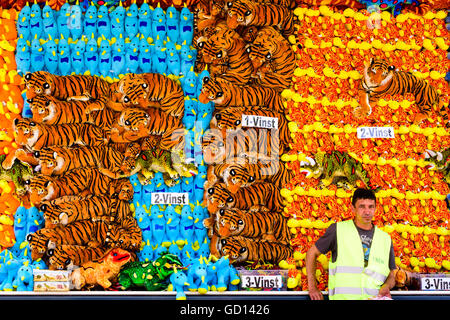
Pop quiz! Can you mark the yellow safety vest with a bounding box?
[328,220,391,300]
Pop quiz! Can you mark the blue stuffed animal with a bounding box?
[195,98,214,132]
[84,34,99,75]
[151,36,166,74]
[124,1,139,39]
[135,204,152,237]
[152,172,168,193]
[83,3,98,38]
[26,206,43,234]
[142,180,155,210]
[181,69,197,97]
[71,37,86,75]
[129,173,144,209]
[110,2,125,39]
[182,97,197,130]
[169,269,189,300]
[29,35,45,73]
[57,2,71,40]
[152,3,166,41]
[13,261,34,291]
[17,4,31,41]
[215,256,240,291]
[166,5,180,44]
[15,36,31,75]
[42,3,58,40]
[167,178,182,193]
[165,205,183,246]
[138,35,153,73]
[13,206,28,245]
[151,204,167,246]
[138,240,154,262]
[98,37,112,79]
[138,0,152,38]
[29,2,43,40]
[0,252,21,291]
[125,34,140,73]
[165,38,181,76]
[68,1,83,40]
[187,257,209,294]
[58,35,72,75]
[193,204,207,245]
[111,34,126,78]
[179,5,193,45]
[97,4,111,39]
[179,205,195,246]
[43,35,58,74]
[179,43,197,76]
[180,176,195,203]
[193,164,207,203]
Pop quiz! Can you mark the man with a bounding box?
[306,188,396,300]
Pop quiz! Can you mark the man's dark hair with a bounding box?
[351,188,376,207]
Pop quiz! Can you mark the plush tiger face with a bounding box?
[211,107,245,129]
[198,77,226,105]
[219,237,249,263]
[28,95,56,123]
[111,179,134,201]
[215,208,245,237]
[13,118,40,147]
[119,73,149,105]
[363,58,395,91]
[222,163,256,193]
[202,29,236,64]
[34,147,63,176]
[120,156,137,175]
[26,233,49,260]
[116,108,151,140]
[24,71,55,99]
[205,182,235,213]
[201,129,226,164]
[39,201,66,228]
[47,246,75,270]
[26,175,54,205]
[247,39,277,70]
[226,0,255,29]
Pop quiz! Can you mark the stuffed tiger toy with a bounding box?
[211,106,291,147]
[102,73,185,118]
[27,220,119,260]
[201,128,281,165]
[206,156,292,192]
[109,107,185,151]
[201,27,253,85]
[215,236,293,264]
[246,26,296,91]
[205,181,284,214]
[35,145,126,177]
[198,76,284,113]
[28,95,118,130]
[47,244,111,270]
[226,0,295,38]
[205,208,291,244]
[24,71,111,101]
[356,58,447,126]
[39,195,132,228]
[25,168,134,205]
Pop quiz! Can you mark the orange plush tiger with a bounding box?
[205,208,291,244]
[39,195,132,228]
[198,76,285,112]
[215,235,293,264]
[47,244,111,270]
[206,156,292,192]
[246,26,296,91]
[226,0,295,38]
[356,58,447,126]
[205,181,284,214]
[25,168,133,205]
[35,145,125,176]
[201,27,253,85]
[28,95,118,129]
[24,71,112,101]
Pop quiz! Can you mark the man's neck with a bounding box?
[354,220,373,231]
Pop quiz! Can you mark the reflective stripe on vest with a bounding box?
[328,220,391,300]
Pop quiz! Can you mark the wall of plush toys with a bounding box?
[0,0,449,298]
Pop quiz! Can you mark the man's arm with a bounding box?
[306,244,324,300]
[378,269,396,298]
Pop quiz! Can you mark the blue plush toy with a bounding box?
[57,2,71,41]
[195,97,214,132]
[151,36,167,74]
[181,176,195,203]
[142,180,155,210]
[98,37,112,79]
[138,0,152,38]
[111,34,126,78]
[13,206,28,245]
[26,206,43,234]
[193,163,207,203]
[139,240,154,262]
[152,172,168,193]
[42,3,58,40]
[187,257,209,294]
[97,4,111,39]
[139,35,153,73]
[0,252,21,291]
[129,173,143,209]
[125,34,140,73]
[193,204,207,245]
[110,1,125,39]
[68,1,83,40]
[165,205,184,246]
[17,4,31,41]
[84,34,98,75]
[124,1,139,39]
[29,2,43,40]
[215,256,240,291]
[168,240,183,257]
[179,205,195,245]
[135,204,152,237]
[151,204,167,246]
[179,5,194,45]
[15,36,31,76]
[83,3,98,38]
[165,38,181,76]
[152,3,166,41]
[180,43,197,76]
[43,35,58,74]
[169,269,189,300]
[13,261,34,291]
[182,97,197,130]
[166,5,180,45]
[29,35,45,73]
[167,178,182,193]
[181,69,197,97]
[58,35,72,75]
[71,37,86,75]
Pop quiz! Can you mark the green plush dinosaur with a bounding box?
[0,154,34,196]
[299,151,375,190]
[118,253,184,291]
[424,148,449,184]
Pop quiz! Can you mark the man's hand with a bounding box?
[308,286,324,300]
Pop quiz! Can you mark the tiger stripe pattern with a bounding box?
[47,244,110,270]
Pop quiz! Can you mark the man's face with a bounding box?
[352,198,376,226]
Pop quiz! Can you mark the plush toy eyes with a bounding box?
[202,76,210,84]
[230,169,236,176]
[33,151,40,158]
[266,53,271,60]
[215,114,221,120]
[216,92,223,98]
[244,10,251,16]
[216,52,222,58]
[27,98,33,103]
[125,120,131,126]
[208,187,214,194]
[226,196,234,202]
[221,239,227,246]
[248,176,255,182]
[238,220,244,225]
[65,258,71,265]
[123,96,130,103]
[388,65,395,71]
[141,83,148,89]
[246,47,251,53]
[234,120,241,125]
[218,141,224,147]
[39,204,47,212]
[25,73,31,81]
[43,82,50,89]
[45,100,51,106]
[239,247,247,253]
[219,209,225,215]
